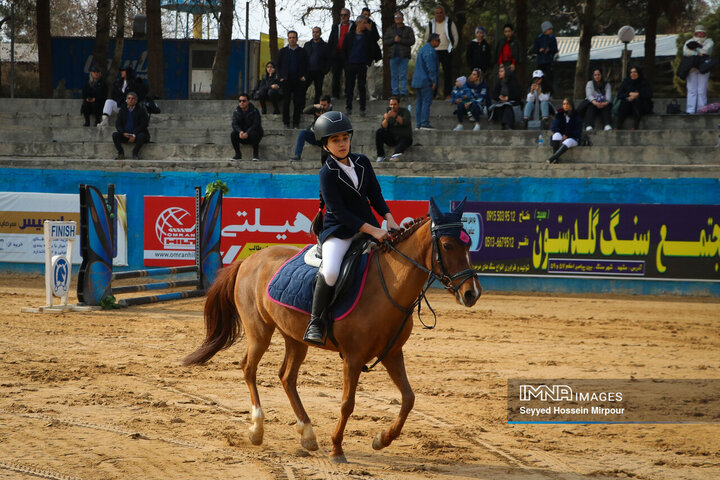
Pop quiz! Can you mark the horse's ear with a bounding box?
[453,197,467,216]
[429,197,443,223]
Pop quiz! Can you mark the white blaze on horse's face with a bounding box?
[461,250,481,307]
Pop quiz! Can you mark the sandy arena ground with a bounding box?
[0,273,719,480]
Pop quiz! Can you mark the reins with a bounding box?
[360,218,478,373]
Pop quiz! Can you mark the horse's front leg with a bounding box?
[373,349,415,450]
[330,359,363,463]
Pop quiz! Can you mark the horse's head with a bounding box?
[429,197,482,307]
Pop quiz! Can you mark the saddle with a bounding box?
[304,234,375,307]
[266,235,375,321]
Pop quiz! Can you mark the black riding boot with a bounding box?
[547,143,569,164]
[550,139,560,154]
[303,272,334,345]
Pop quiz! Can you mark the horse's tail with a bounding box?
[183,260,244,366]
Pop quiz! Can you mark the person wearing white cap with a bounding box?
[683,25,714,114]
[533,21,558,93]
[522,70,552,129]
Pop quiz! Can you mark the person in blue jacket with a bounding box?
[304,111,400,345]
[411,33,440,129]
[533,21,558,93]
[547,98,582,164]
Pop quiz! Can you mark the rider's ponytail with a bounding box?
[311,194,325,238]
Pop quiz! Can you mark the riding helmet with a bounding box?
[313,111,353,143]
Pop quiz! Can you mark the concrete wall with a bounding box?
[2,168,719,296]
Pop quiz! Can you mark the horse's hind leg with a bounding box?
[242,316,274,446]
[372,349,415,451]
[278,335,318,451]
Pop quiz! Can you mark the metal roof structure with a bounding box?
[160,0,219,15]
[556,34,679,62]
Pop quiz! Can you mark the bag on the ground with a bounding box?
[666,99,682,115]
[144,96,161,114]
[580,134,592,147]
[676,56,698,80]
[697,102,720,114]
[698,56,719,74]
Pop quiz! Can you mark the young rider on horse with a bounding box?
[304,111,401,345]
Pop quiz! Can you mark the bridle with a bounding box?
[362,220,479,373]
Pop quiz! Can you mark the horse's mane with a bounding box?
[376,214,431,252]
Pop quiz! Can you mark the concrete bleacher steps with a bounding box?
[1,99,718,179]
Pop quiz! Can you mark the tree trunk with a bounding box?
[453,0,467,84]
[573,0,595,100]
[210,0,233,99]
[380,0,396,98]
[37,0,53,97]
[515,0,528,86]
[93,0,112,75]
[643,0,659,80]
[145,0,164,96]
[268,0,278,62]
[332,0,345,25]
[109,0,126,97]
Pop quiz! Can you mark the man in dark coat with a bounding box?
[327,8,354,99]
[304,26,331,104]
[277,30,309,128]
[342,15,374,115]
[466,27,492,77]
[111,92,150,160]
[231,93,264,161]
[81,65,107,126]
[494,23,521,73]
[383,11,415,98]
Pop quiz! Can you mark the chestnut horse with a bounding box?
[183,199,481,463]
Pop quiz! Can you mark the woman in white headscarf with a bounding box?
[683,25,714,114]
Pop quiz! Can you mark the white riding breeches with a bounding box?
[320,236,353,287]
[102,99,121,117]
[552,132,578,148]
[686,69,709,113]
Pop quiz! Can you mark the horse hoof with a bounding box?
[372,433,386,450]
[329,454,348,464]
[248,428,264,446]
[301,437,319,451]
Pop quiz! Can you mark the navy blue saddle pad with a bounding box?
[266,245,372,321]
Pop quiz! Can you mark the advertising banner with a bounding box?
[144,197,428,267]
[0,192,128,266]
[454,201,720,282]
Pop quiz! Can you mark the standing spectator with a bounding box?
[488,64,521,130]
[532,21,558,92]
[412,34,440,130]
[376,96,412,162]
[327,8,354,99]
[230,93,263,161]
[494,23,520,73]
[466,27,492,77]
[111,92,150,160]
[98,66,145,127]
[522,70,552,129]
[424,5,458,99]
[358,7,382,101]
[254,61,282,115]
[547,98,582,164]
[277,31,308,128]
[290,95,332,163]
[450,76,475,131]
[615,66,653,130]
[584,68,613,131]
[81,65,106,126]
[304,27,331,104]
[684,25,714,114]
[343,15,374,116]
[383,11,415,99]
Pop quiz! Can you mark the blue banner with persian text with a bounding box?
[452,201,720,282]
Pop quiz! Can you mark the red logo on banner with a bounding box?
[144,197,428,267]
